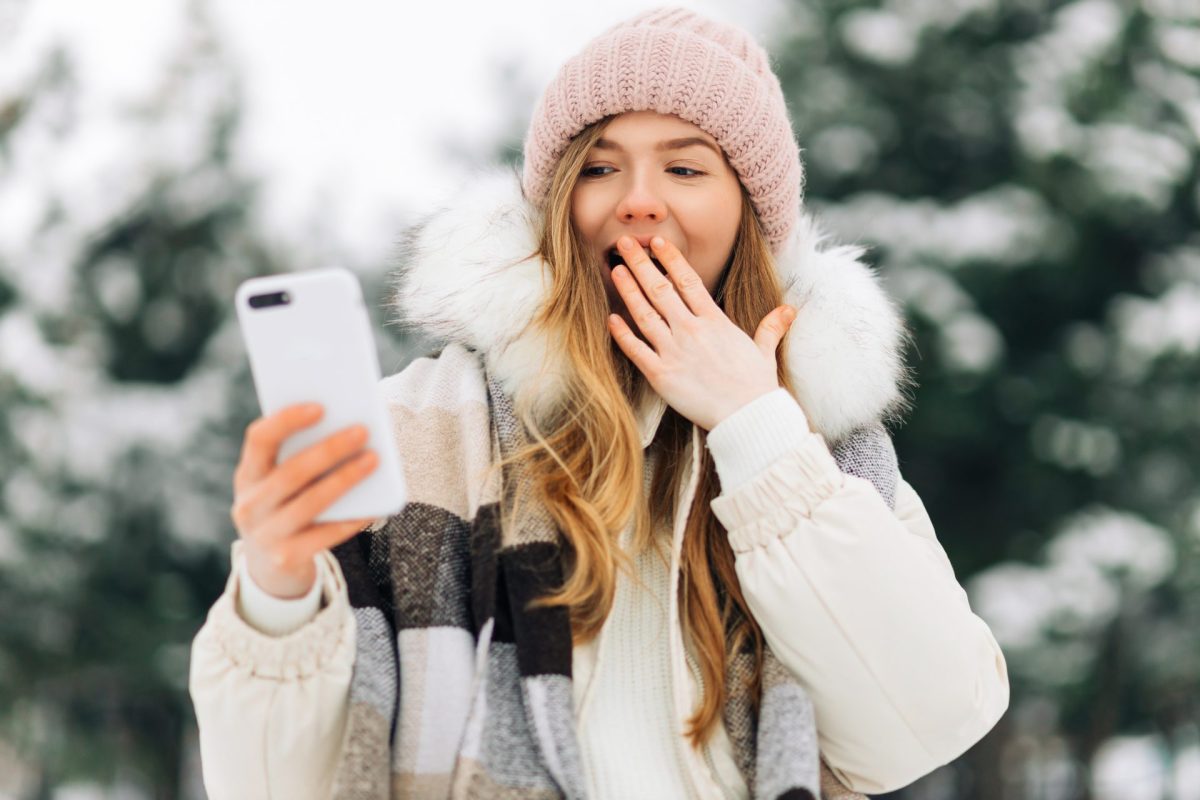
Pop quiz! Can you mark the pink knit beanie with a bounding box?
[521,6,803,255]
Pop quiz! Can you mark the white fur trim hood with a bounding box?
[386,164,912,444]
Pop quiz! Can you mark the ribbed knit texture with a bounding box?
[521,6,804,255]
[235,552,325,638]
[574,446,748,799]
[577,523,697,797]
[706,388,814,494]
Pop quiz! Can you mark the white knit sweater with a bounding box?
[573,515,717,798]
[569,437,749,800]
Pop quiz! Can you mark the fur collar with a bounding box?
[386,164,911,444]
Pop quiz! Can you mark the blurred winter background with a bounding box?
[1,0,1198,797]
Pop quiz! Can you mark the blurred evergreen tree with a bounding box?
[0,2,301,797]
[771,0,1200,796]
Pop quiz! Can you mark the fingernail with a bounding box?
[652,236,664,248]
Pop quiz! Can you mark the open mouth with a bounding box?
[605,246,668,275]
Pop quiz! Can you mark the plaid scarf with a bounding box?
[326,344,893,799]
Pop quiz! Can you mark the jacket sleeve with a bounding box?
[187,538,357,800]
[187,342,485,799]
[706,390,1010,795]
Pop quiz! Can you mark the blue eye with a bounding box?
[579,166,706,178]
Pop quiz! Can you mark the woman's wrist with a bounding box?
[236,552,325,637]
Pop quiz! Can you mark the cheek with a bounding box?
[687,198,740,293]
[676,232,732,294]
[570,189,604,235]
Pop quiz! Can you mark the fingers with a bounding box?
[254,447,379,544]
[267,515,377,577]
[648,236,719,316]
[614,236,689,331]
[608,312,660,374]
[612,264,670,343]
[234,422,370,531]
[234,403,324,494]
[230,402,384,597]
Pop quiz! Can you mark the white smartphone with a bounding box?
[234,267,407,524]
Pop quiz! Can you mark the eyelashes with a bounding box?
[580,166,705,178]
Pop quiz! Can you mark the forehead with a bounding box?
[597,110,720,149]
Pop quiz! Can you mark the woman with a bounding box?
[189,7,1009,799]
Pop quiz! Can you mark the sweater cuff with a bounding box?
[705,387,813,493]
[205,540,353,680]
[236,551,325,637]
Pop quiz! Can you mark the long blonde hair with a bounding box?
[491,115,798,746]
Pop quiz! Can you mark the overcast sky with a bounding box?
[4,0,787,265]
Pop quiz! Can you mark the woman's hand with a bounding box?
[607,235,798,431]
[229,403,379,598]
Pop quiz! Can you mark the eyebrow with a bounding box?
[593,136,722,157]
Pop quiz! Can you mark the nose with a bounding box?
[615,179,668,223]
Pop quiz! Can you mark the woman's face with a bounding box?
[570,110,743,332]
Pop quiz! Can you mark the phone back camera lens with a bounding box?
[248,291,291,309]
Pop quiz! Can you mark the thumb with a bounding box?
[755,305,796,355]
